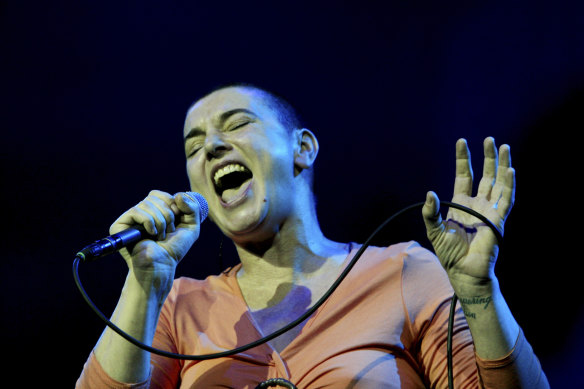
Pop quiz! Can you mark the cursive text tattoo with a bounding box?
[459,296,492,309]
[459,295,492,320]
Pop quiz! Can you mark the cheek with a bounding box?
[186,159,206,192]
[254,138,295,173]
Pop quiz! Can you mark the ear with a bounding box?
[293,128,319,173]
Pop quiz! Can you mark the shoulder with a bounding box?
[397,242,455,334]
[397,241,451,291]
[398,241,449,277]
[356,241,453,321]
[333,241,449,338]
[341,240,440,296]
[155,266,248,356]
[352,240,439,274]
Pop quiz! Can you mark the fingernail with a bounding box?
[183,192,194,202]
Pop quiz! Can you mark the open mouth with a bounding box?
[213,163,253,204]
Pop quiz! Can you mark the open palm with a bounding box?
[423,137,515,288]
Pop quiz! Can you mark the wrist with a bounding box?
[448,275,520,360]
[448,271,499,298]
[126,268,175,308]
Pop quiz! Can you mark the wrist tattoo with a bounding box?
[459,295,492,309]
[459,295,493,320]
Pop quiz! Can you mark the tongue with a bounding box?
[221,178,252,203]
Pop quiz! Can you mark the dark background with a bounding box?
[2,1,583,386]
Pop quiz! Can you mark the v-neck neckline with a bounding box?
[222,242,358,358]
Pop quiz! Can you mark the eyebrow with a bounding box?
[184,108,257,141]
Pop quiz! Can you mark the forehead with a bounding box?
[184,87,270,133]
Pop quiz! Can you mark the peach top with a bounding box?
[76,242,546,388]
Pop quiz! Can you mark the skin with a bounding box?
[92,87,520,383]
[422,137,519,358]
[183,87,350,351]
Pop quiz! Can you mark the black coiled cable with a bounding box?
[74,201,503,389]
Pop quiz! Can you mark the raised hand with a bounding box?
[422,137,515,292]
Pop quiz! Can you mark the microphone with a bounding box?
[76,192,209,262]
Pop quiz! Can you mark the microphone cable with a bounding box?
[73,201,503,389]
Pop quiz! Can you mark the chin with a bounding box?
[217,202,269,241]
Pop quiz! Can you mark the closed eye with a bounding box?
[226,118,253,132]
[186,140,204,157]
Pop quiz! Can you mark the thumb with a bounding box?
[422,191,445,238]
[175,192,208,224]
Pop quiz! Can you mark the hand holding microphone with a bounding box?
[77,191,209,266]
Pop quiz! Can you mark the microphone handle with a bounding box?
[76,192,208,262]
[76,226,151,262]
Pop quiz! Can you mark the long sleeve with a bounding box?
[76,352,151,389]
[401,242,548,388]
[76,242,548,388]
[475,328,548,388]
[75,283,183,389]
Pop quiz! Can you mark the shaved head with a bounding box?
[192,83,304,133]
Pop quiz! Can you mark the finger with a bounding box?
[148,189,180,216]
[496,167,515,220]
[147,194,177,234]
[147,189,175,205]
[422,191,445,240]
[453,138,473,197]
[110,206,158,237]
[135,198,170,240]
[499,143,511,168]
[477,137,497,198]
[174,192,203,225]
[492,144,512,203]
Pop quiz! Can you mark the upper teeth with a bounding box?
[214,164,247,185]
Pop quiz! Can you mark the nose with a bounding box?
[204,131,231,159]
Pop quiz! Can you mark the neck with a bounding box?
[234,209,347,285]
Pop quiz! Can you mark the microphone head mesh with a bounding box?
[185,192,209,222]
